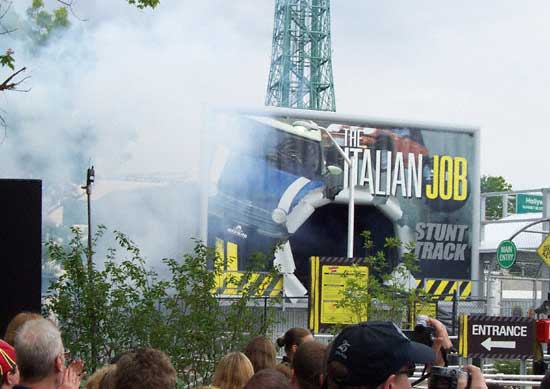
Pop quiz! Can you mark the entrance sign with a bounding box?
[537,235,550,267]
[459,315,534,358]
[516,194,543,213]
[496,240,517,269]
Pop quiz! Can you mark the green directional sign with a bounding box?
[496,240,517,269]
[516,194,543,214]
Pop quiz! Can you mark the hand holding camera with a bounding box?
[414,316,452,367]
[414,317,487,389]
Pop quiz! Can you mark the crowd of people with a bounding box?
[0,311,497,389]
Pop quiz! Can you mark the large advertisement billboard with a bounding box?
[203,108,479,293]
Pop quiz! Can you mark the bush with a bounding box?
[44,226,281,385]
[337,230,421,327]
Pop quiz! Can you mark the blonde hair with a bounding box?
[244,336,276,373]
[212,352,254,389]
[85,364,116,389]
[4,312,42,345]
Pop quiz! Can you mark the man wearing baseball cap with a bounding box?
[0,340,19,388]
[324,320,487,389]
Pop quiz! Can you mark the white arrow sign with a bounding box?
[481,337,516,351]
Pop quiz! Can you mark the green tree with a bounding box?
[26,0,70,45]
[45,226,282,383]
[337,231,425,327]
[0,0,160,120]
[481,175,513,219]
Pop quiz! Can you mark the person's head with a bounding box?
[276,328,313,361]
[99,365,117,389]
[86,364,116,389]
[325,321,435,389]
[244,368,290,389]
[0,340,18,388]
[4,312,42,345]
[14,318,65,384]
[292,341,326,389]
[244,336,277,373]
[274,364,292,379]
[212,352,254,389]
[114,348,176,389]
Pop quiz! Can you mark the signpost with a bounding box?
[496,240,517,269]
[459,315,534,359]
[537,235,550,267]
[516,194,543,214]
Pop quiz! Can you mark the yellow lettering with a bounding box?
[439,156,453,200]
[226,242,238,271]
[215,238,225,271]
[425,155,439,199]
[453,157,468,201]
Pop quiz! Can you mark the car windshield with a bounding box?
[235,118,322,179]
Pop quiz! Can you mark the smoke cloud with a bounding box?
[1,0,274,268]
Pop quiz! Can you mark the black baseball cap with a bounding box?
[327,321,435,387]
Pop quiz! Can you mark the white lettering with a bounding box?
[472,324,528,337]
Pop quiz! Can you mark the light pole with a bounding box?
[293,121,355,258]
[81,165,97,369]
[82,166,95,267]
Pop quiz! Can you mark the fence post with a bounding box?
[533,279,538,311]
[262,297,268,334]
[520,358,527,375]
[452,288,458,336]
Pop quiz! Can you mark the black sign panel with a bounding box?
[460,315,534,359]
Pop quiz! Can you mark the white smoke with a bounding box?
[0,0,274,267]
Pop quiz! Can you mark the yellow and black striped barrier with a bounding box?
[213,237,283,297]
[415,279,472,301]
[214,271,283,297]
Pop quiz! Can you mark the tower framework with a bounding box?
[265,0,336,112]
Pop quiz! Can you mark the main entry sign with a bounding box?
[459,315,534,359]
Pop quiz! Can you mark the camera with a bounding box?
[428,366,471,389]
[412,315,435,347]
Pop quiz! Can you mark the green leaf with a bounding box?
[0,49,15,70]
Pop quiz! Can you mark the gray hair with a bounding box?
[14,318,64,381]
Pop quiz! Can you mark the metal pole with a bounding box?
[307,124,353,259]
[452,288,458,336]
[263,297,268,335]
[82,166,97,370]
[347,160,355,259]
[502,194,509,218]
[471,129,481,297]
[520,359,527,375]
[533,280,538,311]
[86,185,92,271]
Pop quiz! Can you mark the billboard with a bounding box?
[203,108,479,294]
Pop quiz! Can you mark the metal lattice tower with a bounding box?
[265,0,336,112]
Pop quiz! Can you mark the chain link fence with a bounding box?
[216,283,548,341]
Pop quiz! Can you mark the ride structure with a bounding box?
[265,0,336,112]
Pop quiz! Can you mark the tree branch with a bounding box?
[0,1,16,34]
[0,67,29,91]
[56,0,87,22]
